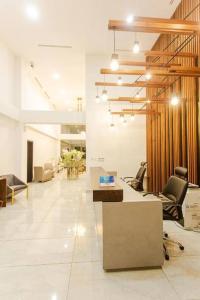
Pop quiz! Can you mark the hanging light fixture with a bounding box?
[117,76,123,85]
[95,87,100,103]
[110,30,119,71]
[136,92,140,98]
[101,75,108,102]
[132,32,140,54]
[126,14,134,24]
[131,114,135,121]
[145,71,152,80]
[170,95,180,106]
[102,89,108,102]
[120,114,125,123]
[133,41,140,54]
[122,117,127,125]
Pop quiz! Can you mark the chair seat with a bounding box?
[12,185,27,192]
[163,205,179,220]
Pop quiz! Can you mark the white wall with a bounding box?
[0,43,60,180]
[86,55,146,177]
[0,42,21,176]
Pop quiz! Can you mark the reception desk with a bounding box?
[91,167,164,270]
[89,167,123,202]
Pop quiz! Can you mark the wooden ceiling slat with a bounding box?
[108,17,200,35]
[100,67,200,77]
[95,81,170,88]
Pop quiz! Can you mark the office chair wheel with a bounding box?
[179,245,184,251]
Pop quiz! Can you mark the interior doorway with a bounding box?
[27,140,33,183]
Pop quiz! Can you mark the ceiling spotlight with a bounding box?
[145,72,152,80]
[126,14,134,24]
[132,41,140,54]
[110,53,119,71]
[25,3,40,21]
[101,89,108,102]
[117,77,122,85]
[52,73,60,80]
[171,95,180,106]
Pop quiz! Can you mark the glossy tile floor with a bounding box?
[0,173,200,300]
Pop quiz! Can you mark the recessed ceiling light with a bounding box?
[126,15,134,24]
[52,73,61,80]
[25,3,39,21]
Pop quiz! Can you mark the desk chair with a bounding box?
[123,162,147,192]
[174,167,188,181]
[144,175,188,260]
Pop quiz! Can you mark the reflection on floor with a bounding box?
[0,173,200,299]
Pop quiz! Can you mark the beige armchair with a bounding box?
[44,162,55,177]
[34,166,52,182]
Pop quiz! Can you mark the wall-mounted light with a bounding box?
[117,77,123,85]
[146,99,151,104]
[170,95,180,106]
[110,31,119,71]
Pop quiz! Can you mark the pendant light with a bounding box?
[170,95,180,106]
[101,75,108,102]
[95,87,100,103]
[132,32,140,54]
[131,114,135,121]
[126,14,134,24]
[145,71,152,80]
[117,76,123,85]
[136,92,140,98]
[110,30,119,71]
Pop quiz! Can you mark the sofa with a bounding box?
[34,166,53,182]
[44,162,55,177]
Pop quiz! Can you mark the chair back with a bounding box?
[162,175,188,219]
[174,167,188,181]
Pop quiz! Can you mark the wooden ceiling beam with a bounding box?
[109,97,170,104]
[119,60,181,68]
[95,81,170,88]
[100,68,200,77]
[108,17,200,35]
[112,110,158,115]
[145,50,197,58]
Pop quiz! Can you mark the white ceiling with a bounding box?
[0,0,181,109]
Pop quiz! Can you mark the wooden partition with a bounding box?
[146,0,200,192]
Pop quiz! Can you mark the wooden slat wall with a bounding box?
[146,0,200,192]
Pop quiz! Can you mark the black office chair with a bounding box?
[174,167,188,181]
[144,174,188,260]
[123,162,147,192]
[162,176,188,259]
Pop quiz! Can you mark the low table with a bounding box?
[0,178,7,207]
